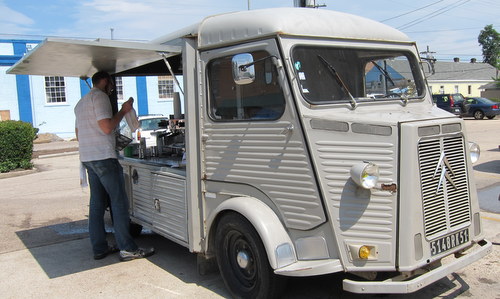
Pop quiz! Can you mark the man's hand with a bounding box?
[120,97,134,114]
[98,97,135,135]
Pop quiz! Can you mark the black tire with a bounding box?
[129,222,143,238]
[215,213,286,299]
[473,110,485,120]
[487,115,496,119]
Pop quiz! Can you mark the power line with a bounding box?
[406,26,500,34]
[380,0,444,23]
[397,0,471,30]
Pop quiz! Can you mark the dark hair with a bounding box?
[91,71,111,85]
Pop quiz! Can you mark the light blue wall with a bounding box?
[145,75,184,118]
[0,66,20,120]
[30,76,81,138]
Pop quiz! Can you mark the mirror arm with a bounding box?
[239,55,280,71]
[420,58,436,75]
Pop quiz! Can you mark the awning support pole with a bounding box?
[160,53,184,96]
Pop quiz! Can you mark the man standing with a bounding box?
[75,71,154,261]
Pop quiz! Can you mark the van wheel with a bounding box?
[215,213,286,299]
[473,110,485,120]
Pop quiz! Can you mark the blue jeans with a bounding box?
[83,159,138,255]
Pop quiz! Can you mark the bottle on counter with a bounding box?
[139,137,146,159]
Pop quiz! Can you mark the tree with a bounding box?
[478,25,500,69]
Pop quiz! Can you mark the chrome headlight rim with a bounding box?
[468,141,480,164]
[350,162,380,189]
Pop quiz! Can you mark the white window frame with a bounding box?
[45,76,67,104]
[158,75,174,100]
[115,76,124,102]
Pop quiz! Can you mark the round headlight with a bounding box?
[468,142,480,164]
[351,162,380,189]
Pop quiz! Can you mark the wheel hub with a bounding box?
[236,250,250,269]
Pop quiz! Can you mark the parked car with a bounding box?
[432,93,464,115]
[134,115,170,146]
[120,115,169,145]
[458,97,500,119]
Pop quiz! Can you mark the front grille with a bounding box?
[418,134,471,238]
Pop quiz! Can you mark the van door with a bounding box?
[199,39,326,230]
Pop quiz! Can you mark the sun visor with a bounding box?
[7,38,181,78]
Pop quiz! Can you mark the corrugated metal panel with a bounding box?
[203,121,325,230]
[131,167,153,224]
[152,174,188,242]
[314,140,396,240]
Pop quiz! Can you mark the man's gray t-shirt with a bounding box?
[74,88,116,162]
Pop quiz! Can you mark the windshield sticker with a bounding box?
[298,72,306,80]
[294,61,302,71]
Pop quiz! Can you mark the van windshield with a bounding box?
[291,46,425,105]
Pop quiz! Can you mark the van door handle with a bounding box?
[132,169,139,184]
[280,124,294,135]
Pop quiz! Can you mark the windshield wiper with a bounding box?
[370,60,396,88]
[317,55,357,109]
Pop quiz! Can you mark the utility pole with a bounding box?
[420,45,436,61]
[420,45,436,74]
[110,28,114,40]
[294,0,326,8]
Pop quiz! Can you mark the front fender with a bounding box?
[206,196,296,269]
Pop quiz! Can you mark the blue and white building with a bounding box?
[1,38,178,139]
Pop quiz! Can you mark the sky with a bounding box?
[1,0,499,62]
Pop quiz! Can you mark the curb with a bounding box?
[1,149,78,179]
[0,167,39,179]
[37,151,79,159]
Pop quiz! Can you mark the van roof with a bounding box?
[152,8,411,49]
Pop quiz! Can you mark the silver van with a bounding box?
[9,7,491,298]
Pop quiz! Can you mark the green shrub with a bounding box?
[0,121,38,173]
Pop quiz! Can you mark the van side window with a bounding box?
[207,50,285,121]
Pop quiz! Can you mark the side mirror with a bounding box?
[232,53,255,85]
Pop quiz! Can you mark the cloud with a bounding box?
[0,1,35,34]
[82,0,152,13]
[64,0,282,40]
[66,0,230,40]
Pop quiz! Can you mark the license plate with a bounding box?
[430,229,469,256]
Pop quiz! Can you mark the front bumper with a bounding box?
[343,239,492,294]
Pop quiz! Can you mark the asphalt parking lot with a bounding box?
[0,118,498,298]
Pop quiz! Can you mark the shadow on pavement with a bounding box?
[473,160,500,175]
[15,218,473,299]
[15,218,230,297]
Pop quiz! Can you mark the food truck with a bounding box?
[8,8,492,298]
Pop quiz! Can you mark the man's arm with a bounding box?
[98,98,133,135]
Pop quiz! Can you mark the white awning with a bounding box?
[7,38,181,78]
